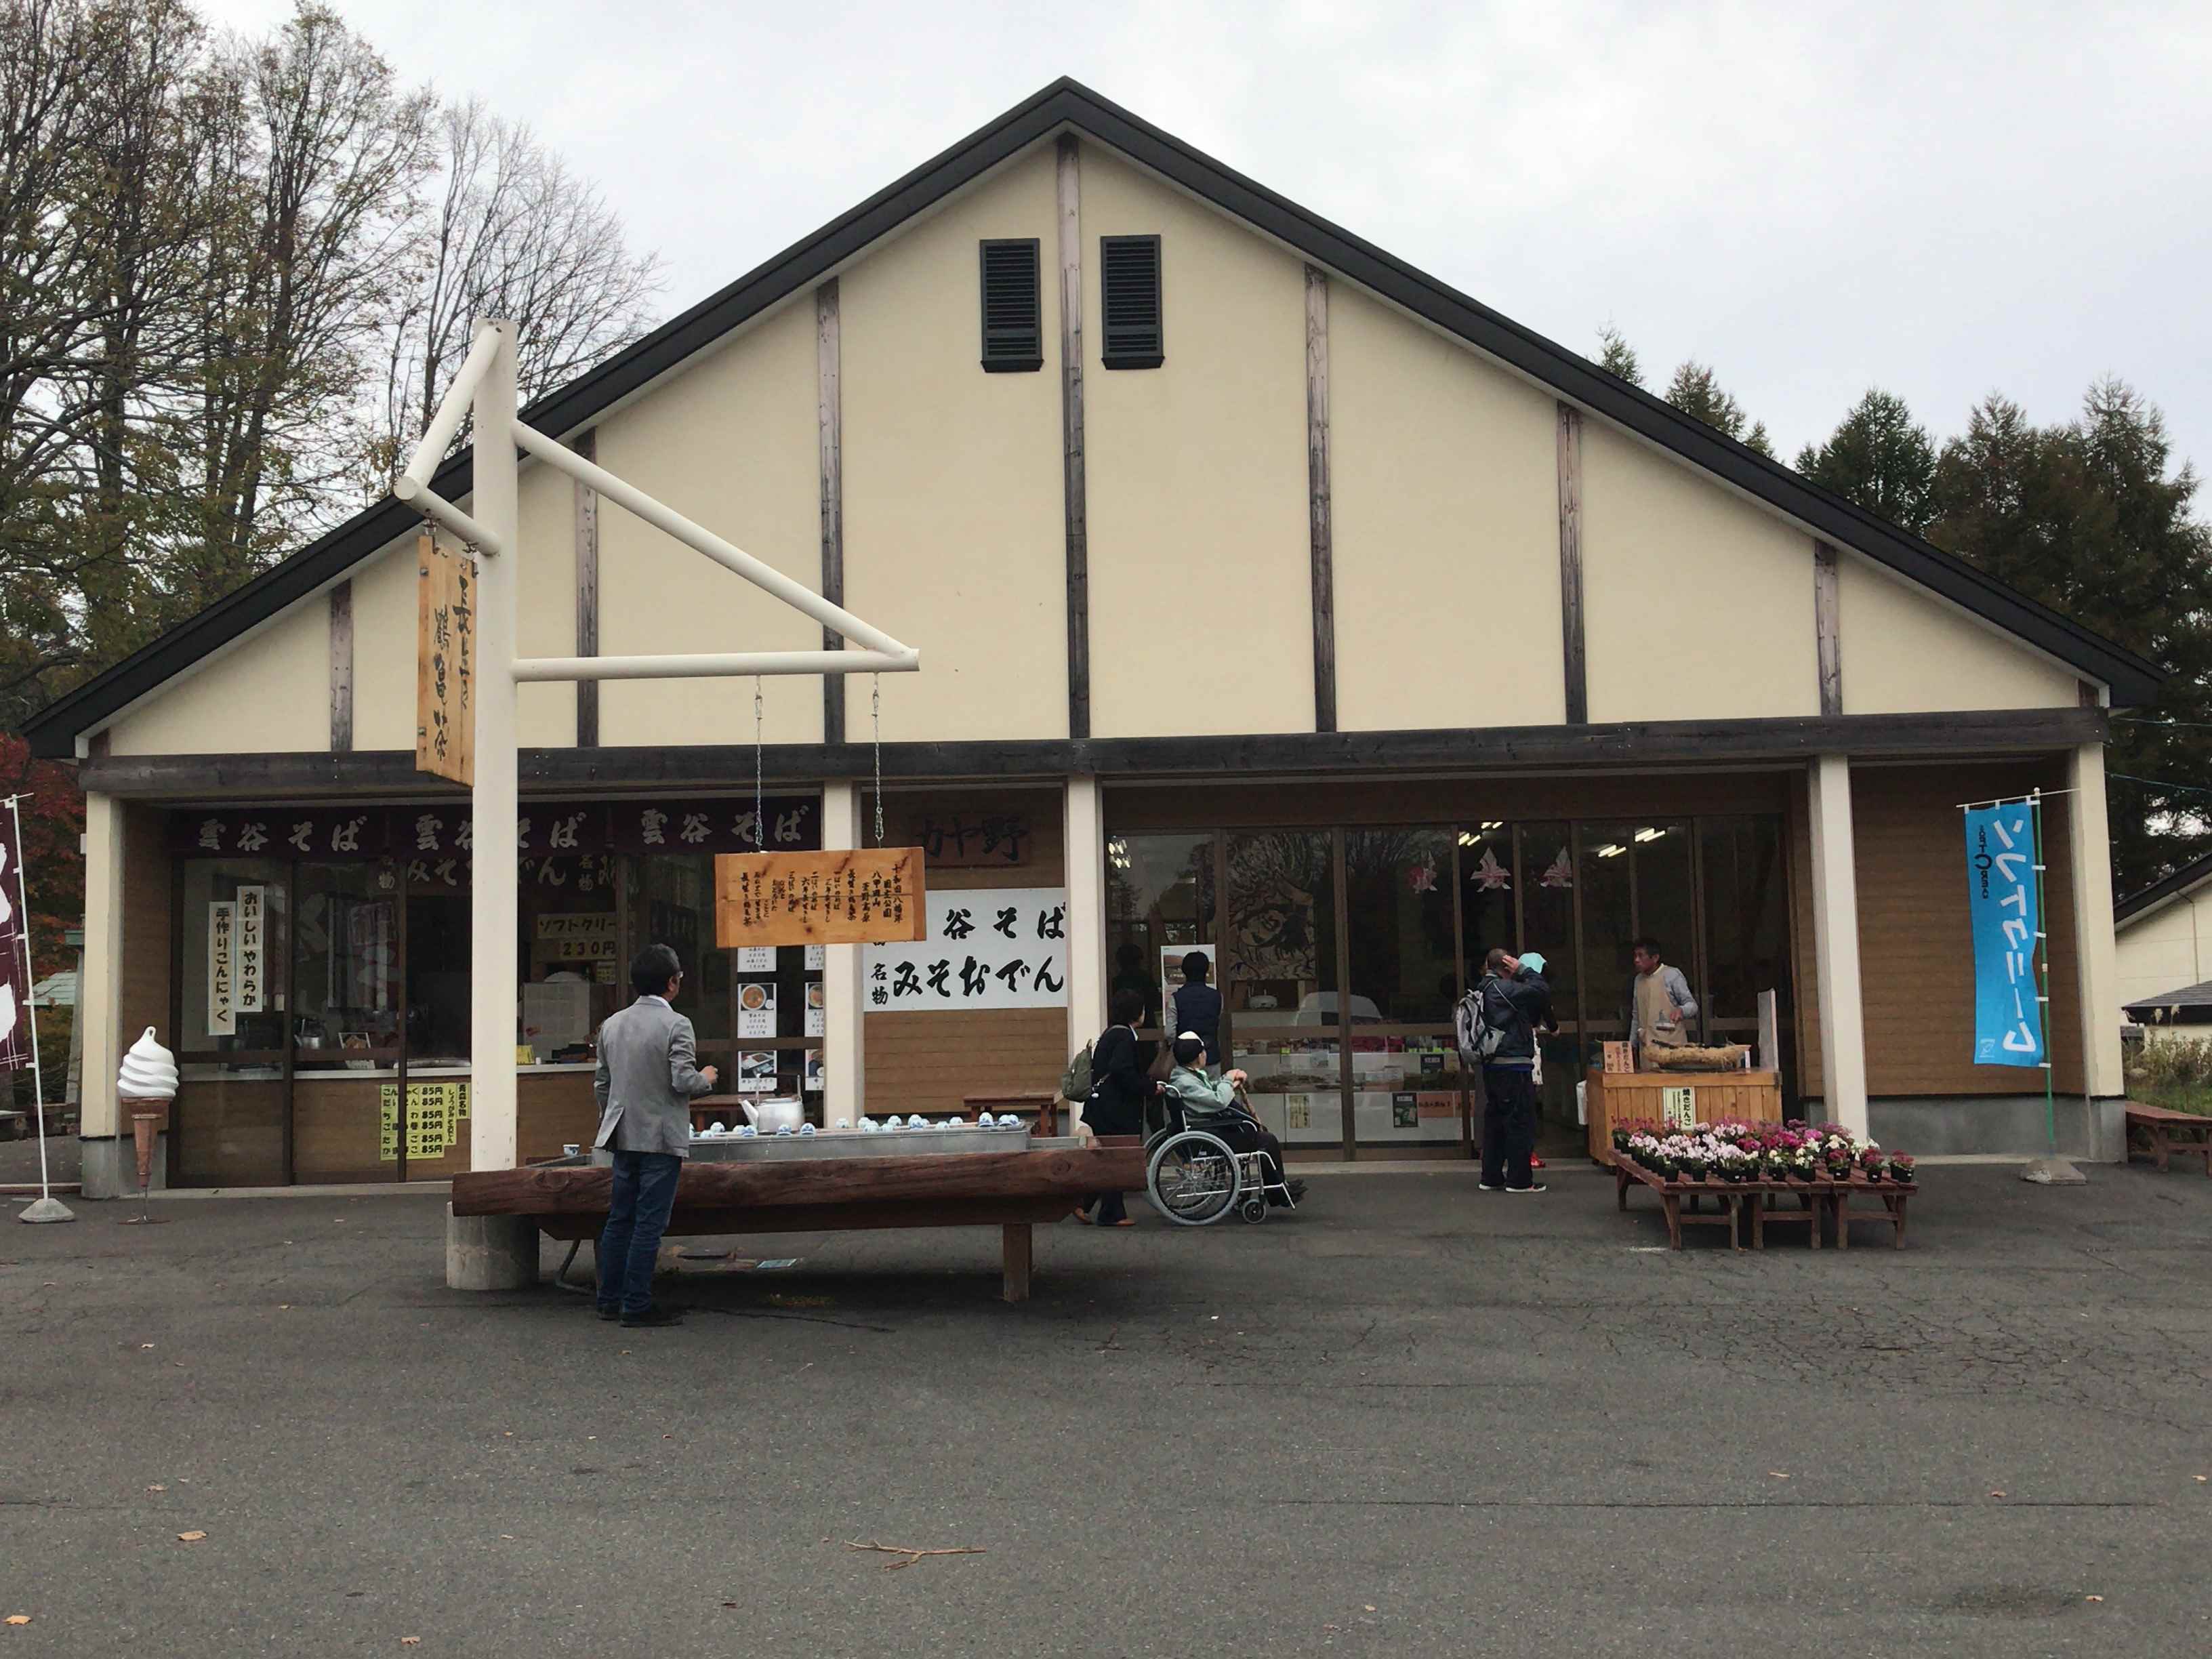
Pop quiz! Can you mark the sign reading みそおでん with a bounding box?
[1965,802,2044,1067]
[864,887,1069,1010]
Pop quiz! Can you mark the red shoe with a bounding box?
[1530,1155,1547,1170]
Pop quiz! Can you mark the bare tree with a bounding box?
[369,98,663,483]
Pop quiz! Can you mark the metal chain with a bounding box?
[753,677,766,848]
[871,675,884,844]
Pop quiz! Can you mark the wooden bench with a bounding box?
[2126,1105,2212,1176]
[963,1092,1060,1137]
[454,1141,1145,1303]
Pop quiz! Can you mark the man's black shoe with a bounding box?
[620,1307,684,1328]
[595,1303,620,1321]
[1286,1180,1309,1201]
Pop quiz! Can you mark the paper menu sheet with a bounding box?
[521,980,591,1052]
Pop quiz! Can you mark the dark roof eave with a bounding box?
[24,77,2164,759]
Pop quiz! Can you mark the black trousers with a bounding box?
[1479,1065,1537,1189]
[1201,1114,1290,1202]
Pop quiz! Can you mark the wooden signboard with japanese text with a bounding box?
[715,847,927,949]
[415,533,475,787]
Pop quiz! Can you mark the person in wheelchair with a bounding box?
[1164,1033,1307,1206]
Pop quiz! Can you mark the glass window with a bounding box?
[293,862,401,1069]
[1517,823,1576,1022]
[1700,816,1791,1046]
[176,859,289,1186]
[1106,832,1216,1033]
[624,853,726,1044]
[520,853,619,1060]
[1224,831,1341,1148]
[1631,821,1698,1042]
[1579,823,1637,1041]
[1343,828,1456,1024]
[405,884,472,1065]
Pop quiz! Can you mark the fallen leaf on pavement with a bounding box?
[5,1615,30,1625]
[140,1343,155,1351]
[177,1531,206,1542]
[846,1539,985,1571]
[1364,1605,1377,1613]
[278,1305,291,1311]
[2196,1475,2207,1483]
[1767,1471,1788,1479]
[146,1485,165,1493]
[2085,1595,2103,1603]
[1990,1491,2006,1498]
[401,1639,421,1647]
[720,1601,741,1610]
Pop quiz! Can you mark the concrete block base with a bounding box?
[1862,1095,2127,1162]
[79,1134,169,1200]
[445,1207,539,1290]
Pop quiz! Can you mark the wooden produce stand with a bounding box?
[451,1140,1145,1303]
[1584,1067,1782,1162]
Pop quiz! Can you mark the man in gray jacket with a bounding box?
[592,943,718,1327]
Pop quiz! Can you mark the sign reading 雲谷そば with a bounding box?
[863,887,1069,1011]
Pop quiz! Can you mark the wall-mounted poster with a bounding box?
[234,885,266,1015]
[863,887,1069,1010]
[735,946,777,973]
[803,1050,824,1092]
[207,900,237,1036]
[804,944,827,971]
[737,1050,777,1093]
[737,981,777,1038]
[537,914,617,962]
[804,980,825,1037]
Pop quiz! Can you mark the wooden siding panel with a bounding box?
[1851,762,2081,1097]
[119,803,170,1053]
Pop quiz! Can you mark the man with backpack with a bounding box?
[1456,947,1554,1193]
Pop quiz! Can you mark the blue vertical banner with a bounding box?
[1965,803,2043,1067]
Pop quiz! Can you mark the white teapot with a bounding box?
[738,1096,806,1136]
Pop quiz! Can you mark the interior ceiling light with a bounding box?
[1597,844,1625,858]
[1634,827,1665,842]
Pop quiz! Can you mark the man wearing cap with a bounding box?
[1462,947,1553,1193]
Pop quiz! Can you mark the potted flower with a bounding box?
[1612,1126,1634,1154]
[1887,1152,1917,1185]
[1858,1146,1885,1182]
[1790,1145,1821,1183]
[1677,1149,1710,1183]
[1761,1147,1791,1183]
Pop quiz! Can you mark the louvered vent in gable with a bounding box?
[978,239,1043,372]
[1100,235,1163,369]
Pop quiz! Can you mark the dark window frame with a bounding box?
[1100,233,1164,369]
[977,237,1044,373]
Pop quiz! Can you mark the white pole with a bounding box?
[514,649,915,683]
[470,321,520,1173]
[8,794,70,1223]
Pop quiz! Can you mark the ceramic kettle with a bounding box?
[738,1095,806,1134]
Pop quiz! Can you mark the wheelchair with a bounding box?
[1142,1092,1296,1227]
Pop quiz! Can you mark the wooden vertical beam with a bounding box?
[573,428,600,745]
[327,580,353,754]
[1814,539,1842,718]
[817,279,846,744]
[1056,135,1090,741]
[1305,266,1336,734]
[1556,403,1586,724]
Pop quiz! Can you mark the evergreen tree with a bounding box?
[1664,361,1772,455]
[1595,323,1643,388]
[1929,382,2212,893]
[1797,389,1938,534]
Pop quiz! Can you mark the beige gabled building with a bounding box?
[29,79,2156,1192]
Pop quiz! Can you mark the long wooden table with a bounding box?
[451,1140,1147,1303]
[1611,1151,1915,1250]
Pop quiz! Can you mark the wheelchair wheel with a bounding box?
[1146,1129,1242,1227]
[1240,1198,1267,1224]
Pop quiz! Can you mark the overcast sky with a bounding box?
[203,0,2212,480]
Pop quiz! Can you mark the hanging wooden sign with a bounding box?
[415,533,475,787]
[715,848,927,948]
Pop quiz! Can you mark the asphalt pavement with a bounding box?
[4,1160,2210,1656]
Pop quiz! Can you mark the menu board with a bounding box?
[804,981,825,1037]
[737,981,777,1038]
[380,1081,470,1161]
[716,848,925,948]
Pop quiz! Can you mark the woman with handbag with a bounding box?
[1075,989,1162,1227]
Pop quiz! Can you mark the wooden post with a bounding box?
[817,280,845,744]
[1556,404,1586,724]
[1056,136,1089,741]
[1814,539,1842,717]
[1305,266,1336,734]
[328,581,353,753]
[573,430,599,745]
[1001,1222,1033,1303]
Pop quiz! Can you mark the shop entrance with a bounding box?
[1107,810,1795,1160]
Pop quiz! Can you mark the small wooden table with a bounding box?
[2126,1105,2212,1175]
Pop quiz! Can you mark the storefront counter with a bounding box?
[280,1064,600,1183]
[1583,1068,1782,1162]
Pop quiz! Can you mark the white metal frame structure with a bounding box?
[394,319,919,1173]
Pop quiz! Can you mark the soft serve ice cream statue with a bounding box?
[117,1027,180,1101]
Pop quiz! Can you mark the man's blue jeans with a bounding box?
[596,1150,683,1315]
